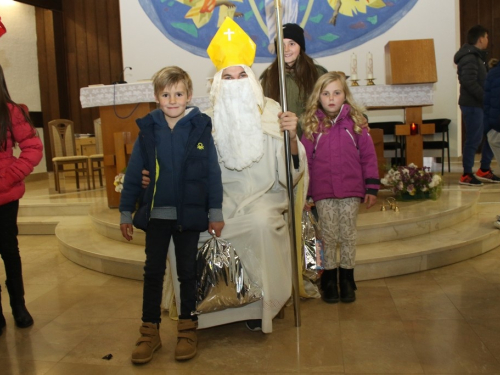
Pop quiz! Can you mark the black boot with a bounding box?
[6,278,33,328]
[339,268,357,303]
[320,268,339,303]
[0,285,6,336]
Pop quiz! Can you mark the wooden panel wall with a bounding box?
[35,0,123,168]
[459,0,500,63]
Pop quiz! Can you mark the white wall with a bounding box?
[120,0,461,156]
[0,1,41,110]
[0,0,45,173]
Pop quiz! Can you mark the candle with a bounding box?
[367,52,373,79]
[410,122,418,135]
[350,53,358,80]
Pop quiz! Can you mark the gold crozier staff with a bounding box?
[274,0,301,327]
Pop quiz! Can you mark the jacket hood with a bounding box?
[315,104,351,131]
[136,106,201,131]
[454,44,487,64]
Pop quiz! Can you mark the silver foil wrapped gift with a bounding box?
[302,210,324,282]
[194,234,262,315]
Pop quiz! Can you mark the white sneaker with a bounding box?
[494,220,500,229]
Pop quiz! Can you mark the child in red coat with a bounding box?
[0,65,43,335]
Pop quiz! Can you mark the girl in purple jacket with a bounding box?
[301,71,379,303]
[0,65,43,335]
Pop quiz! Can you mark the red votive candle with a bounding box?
[410,123,418,135]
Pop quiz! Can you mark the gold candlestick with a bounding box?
[366,78,376,86]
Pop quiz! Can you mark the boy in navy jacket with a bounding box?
[119,66,224,364]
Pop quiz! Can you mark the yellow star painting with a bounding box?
[327,0,386,25]
[177,0,243,29]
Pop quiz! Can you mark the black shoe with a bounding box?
[245,319,262,332]
[6,279,34,328]
[321,269,339,303]
[11,305,33,328]
[339,268,357,303]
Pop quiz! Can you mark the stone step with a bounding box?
[356,202,500,279]
[86,189,480,246]
[54,202,500,282]
[18,201,91,217]
[56,216,144,280]
[18,216,61,235]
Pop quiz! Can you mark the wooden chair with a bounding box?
[48,119,90,192]
[423,118,451,174]
[88,118,104,189]
[369,121,406,166]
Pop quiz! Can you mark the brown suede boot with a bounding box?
[175,319,198,361]
[131,322,161,364]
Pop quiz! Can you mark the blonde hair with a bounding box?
[152,66,193,99]
[301,71,365,141]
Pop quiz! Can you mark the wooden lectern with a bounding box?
[80,82,158,207]
[100,103,156,207]
[385,39,437,167]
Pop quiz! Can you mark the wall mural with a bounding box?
[139,0,418,63]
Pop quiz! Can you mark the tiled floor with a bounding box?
[2,167,500,374]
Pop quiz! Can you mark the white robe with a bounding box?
[167,98,306,333]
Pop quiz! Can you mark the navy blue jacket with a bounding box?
[484,64,500,133]
[119,107,223,232]
[454,44,488,107]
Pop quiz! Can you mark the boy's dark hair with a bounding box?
[467,25,488,45]
[152,66,193,99]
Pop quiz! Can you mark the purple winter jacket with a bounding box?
[301,104,380,202]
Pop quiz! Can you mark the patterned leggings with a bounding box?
[315,197,360,270]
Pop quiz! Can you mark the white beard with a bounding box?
[213,79,264,171]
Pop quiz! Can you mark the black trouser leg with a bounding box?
[0,200,33,327]
[172,228,199,320]
[0,200,22,281]
[142,219,172,324]
[142,219,200,323]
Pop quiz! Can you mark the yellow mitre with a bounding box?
[207,17,256,71]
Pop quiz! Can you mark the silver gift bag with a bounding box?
[194,234,263,315]
[302,210,324,282]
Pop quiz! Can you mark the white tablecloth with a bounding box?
[80,82,433,110]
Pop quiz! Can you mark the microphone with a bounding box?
[113,66,132,84]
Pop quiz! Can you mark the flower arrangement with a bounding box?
[114,172,125,193]
[381,163,442,200]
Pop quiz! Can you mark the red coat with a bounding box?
[0,103,43,205]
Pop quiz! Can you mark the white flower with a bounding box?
[114,172,125,193]
[429,174,441,188]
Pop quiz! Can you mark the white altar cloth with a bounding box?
[80,82,433,110]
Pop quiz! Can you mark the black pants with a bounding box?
[0,200,22,281]
[142,219,200,323]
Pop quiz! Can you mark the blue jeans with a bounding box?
[142,219,200,323]
[461,106,494,174]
